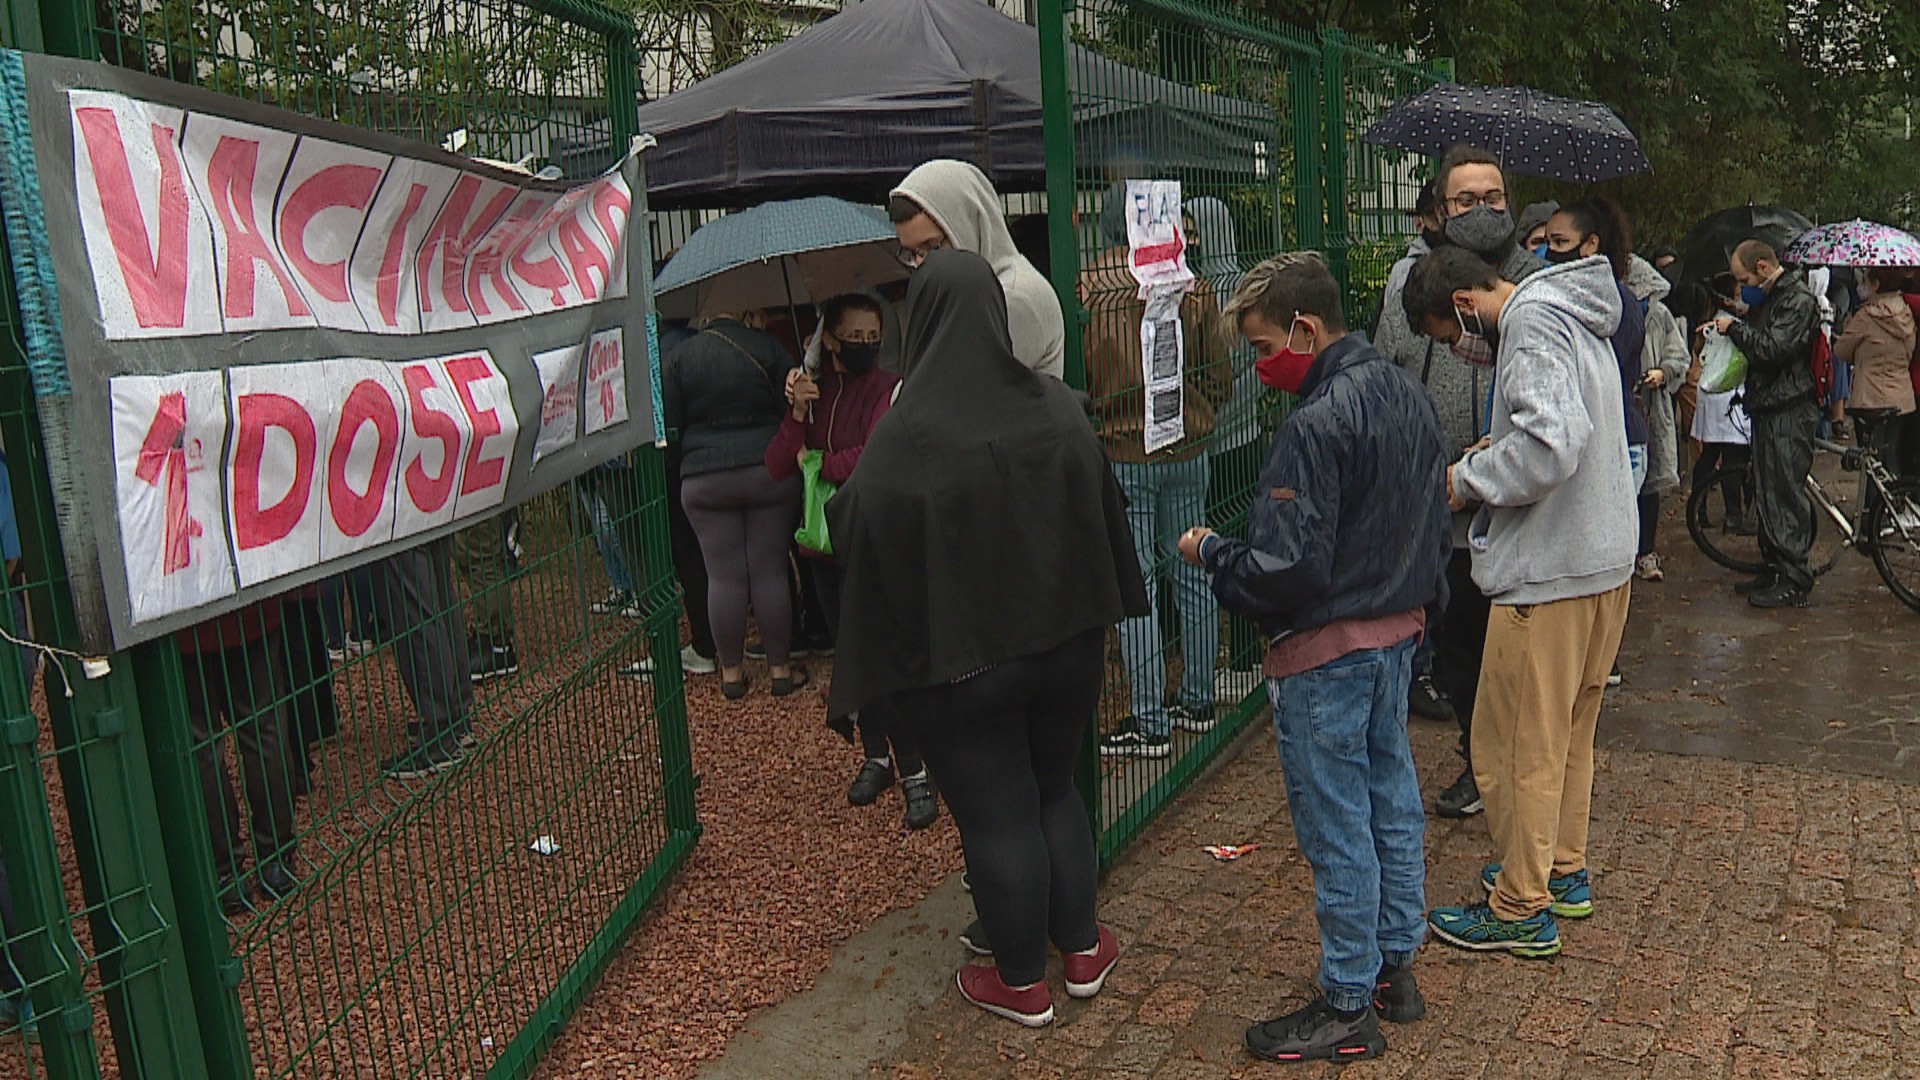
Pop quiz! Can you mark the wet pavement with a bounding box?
[694,495,1920,1080]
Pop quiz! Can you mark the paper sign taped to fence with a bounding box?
[0,49,663,650]
[1123,180,1192,294]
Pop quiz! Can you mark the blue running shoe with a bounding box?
[1480,864,1594,919]
[1428,902,1561,958]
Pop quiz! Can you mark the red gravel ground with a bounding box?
[535,659,964,1079]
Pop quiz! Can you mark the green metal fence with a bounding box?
[0,0,696,1077]
[1037,0,1440,865]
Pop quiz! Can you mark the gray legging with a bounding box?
[681,465,801,668]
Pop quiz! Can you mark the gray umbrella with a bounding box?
[652,198,907,320]
[1363,83,1649,184]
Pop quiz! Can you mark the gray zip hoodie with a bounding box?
[892,161,1066,379]
[1454,255,1636,605]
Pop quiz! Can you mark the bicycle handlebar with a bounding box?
[1813,438,1850,455]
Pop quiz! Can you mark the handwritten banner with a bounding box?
[0,50,662,650]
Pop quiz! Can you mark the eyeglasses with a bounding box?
[1445,190,1508,214]
[894,238,946,269]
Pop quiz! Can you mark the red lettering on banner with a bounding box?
[327,379,401,537]
[508,210,573,307]
[556,215,611,301]
[206,137,312,320]
[232,393,317,550]
[73,108,192,330]
[376,183,431,329]
[131,390,203,573]
[587,335,620,380]
[466,199,544,318]
[280,164,381,303]
[444,355,507,495]
[599,378,619,426]
[415,177,516,318]
[590,179,630,264]
[402,364,461,513]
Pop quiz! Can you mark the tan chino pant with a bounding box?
[1472,582,1632,920]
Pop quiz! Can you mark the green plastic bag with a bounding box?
[1699,330,1749,394]
[795,449,837,556]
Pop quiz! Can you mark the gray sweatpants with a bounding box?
[681,465,800,669]
[371,537,472,744]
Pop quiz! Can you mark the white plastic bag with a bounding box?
[1699,328,1749,395]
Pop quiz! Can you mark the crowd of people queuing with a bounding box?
[19,130,1914,1063]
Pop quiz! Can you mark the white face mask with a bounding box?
[1450,304,1496,368]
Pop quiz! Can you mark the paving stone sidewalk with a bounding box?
[872,717,1920,1079]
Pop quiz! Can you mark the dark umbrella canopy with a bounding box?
[1666,206,1814,288]
[1362,83,1649,184]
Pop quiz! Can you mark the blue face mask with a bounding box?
[1533,243,1551,261]
[1739,283,1768,309]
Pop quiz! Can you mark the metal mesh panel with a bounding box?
[1043,0,1437,864]
[0,0,697,1076]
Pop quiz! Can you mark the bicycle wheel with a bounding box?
[1866,480,1920,613]
[1687,466,1767,574]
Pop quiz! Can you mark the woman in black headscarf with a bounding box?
[828,251,1148,1027]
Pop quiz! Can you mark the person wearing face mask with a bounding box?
[1403,244,1634,961]
[1080,185,1232,760]
[1712,240,1823,608]
[1175,252,1450,1064]
[1516,200,1560,262]
[764,293,936,829]
[1403,146,1545,823]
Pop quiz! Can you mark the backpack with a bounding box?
[1809,326,1834,405]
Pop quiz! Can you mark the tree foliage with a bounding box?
[1245,0,1920,240]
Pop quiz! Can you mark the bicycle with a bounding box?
[1688,433,1920,611]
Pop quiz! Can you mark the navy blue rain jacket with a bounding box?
[1202,334,1453,639]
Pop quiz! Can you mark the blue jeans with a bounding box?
[581,486,633,594]
[1113,457,1218,736]
[1629,443,1648,493]
[319,569,378,649]
[1268,638,1427,1012]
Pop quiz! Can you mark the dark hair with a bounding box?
[1225,252,1348,335]
[1666,280,1718,331]
[1410,177,1439,219]
[1555,197,1634,280]
[820,292,884,335]
[1008,214,1052,279]
[1402,246,1500,333]
[888,194,926,224]
[1436,145,1501,198]
[1865,267,1905,293]
[1647,246,1678,265]
[1732,239,1779,274]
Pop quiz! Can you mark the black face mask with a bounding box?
[1545,245,1587,266]
[837,343,881,374]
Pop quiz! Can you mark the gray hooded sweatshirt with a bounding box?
[1454,255,1636,605]
[892,161,1066,379]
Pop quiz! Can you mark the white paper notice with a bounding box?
[1124,180,1193,456]
[110,371,236,623]
[531,342,583,463]
[582,327,629,435]
[1140,312,1186,455]
[1123,180,1194,295]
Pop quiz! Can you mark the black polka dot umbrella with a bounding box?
[1362,82,1650,184]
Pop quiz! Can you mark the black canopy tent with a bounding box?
[558,0,1278,206]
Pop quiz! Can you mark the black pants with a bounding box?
[1850,408,1905,481]
[1638,492,1660,556]
[894,629,1105,986]
[1693,443,1752,521]
[278,594,338,799]
[1431,549,1488,761]
[662,453,717,659]
[1900,410,1920,479]
[371,539,472,746]
[184,632,300,880]
[1752,402,1820,591]
[812,561,922,777]
[1207,441,1266,669]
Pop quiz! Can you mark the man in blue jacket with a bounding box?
[1178,252,1452,1065]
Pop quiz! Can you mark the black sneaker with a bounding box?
[958,918,993,957]
[1407,673,1456,722]
[1435,766,1484,818]
[1607,664,1623,687]
[1734,572,1777,596]
[1099,719,1171,760]
[589,589,635,616]
[1373,964,1425,1023]
[217,875,255,917]
[1170,703,1217,734]
[1244,999,1385,1064]
[902,774,940,830]
[257,860,299,903]
[382,737,467,780]
[468,638,520,683]
[1749,581,1811,609]
[848,759,894,807]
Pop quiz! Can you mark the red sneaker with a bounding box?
[1062,924,1120,999]
[955,966,1053,1027]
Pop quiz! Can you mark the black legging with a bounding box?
[812,561,922,777]
[1431,548,1488,761]
[1638,491,1661,557]
[894,629,1106,987]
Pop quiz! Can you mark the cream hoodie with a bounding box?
[892,161,1066,379]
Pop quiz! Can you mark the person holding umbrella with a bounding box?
[1713,240,1823,609]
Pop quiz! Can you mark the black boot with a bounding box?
[847,759,894,807]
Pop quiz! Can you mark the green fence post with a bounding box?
[1319,29,1350,298]
[1290,54,1324,254]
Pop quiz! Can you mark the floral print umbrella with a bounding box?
[1784,220,1920,268]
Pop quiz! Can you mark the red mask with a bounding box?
[1255,320,1316,393]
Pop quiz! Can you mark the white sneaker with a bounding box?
[1214,668,1262,703]
[1635,553,1665,582]
[1895,502,1920,532]
[680,645,718,675]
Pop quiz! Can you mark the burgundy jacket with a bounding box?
[764,366,901,486]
